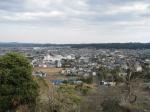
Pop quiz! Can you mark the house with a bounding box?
[92,72,96,76]
[33,71,47,77]
[135,63,142,72]
[145,82,150,91]
[100,80,116,86]
[50,80,63,85]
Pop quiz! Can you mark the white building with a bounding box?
[44,54,63,62]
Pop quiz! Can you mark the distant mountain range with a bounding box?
[0,42,150,49]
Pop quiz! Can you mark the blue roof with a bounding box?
[51,80,63,85]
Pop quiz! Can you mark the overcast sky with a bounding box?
[0,0,150,43]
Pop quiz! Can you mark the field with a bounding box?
[34,67,64,80]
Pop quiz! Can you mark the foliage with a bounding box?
[101,98,123,112]
[71,43,150,49]
[57,84,81,104]
[141,63,150,80]
[111,68,124,83]
[1,43,150,49]
[98,67,110,80]
[80,76,93,84]
[122,102,150,112]
[98,67,123,83]
[0,53,38,111]
[47,84,81,112]
[75,84,91,95]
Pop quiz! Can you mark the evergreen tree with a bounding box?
[0,53,38,111]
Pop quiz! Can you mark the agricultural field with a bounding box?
[33,67,64,81]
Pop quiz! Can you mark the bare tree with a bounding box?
[122,60,140,104]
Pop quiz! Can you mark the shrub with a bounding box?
[101,98,123,112]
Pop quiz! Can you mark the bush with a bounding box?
[101,98,123,112]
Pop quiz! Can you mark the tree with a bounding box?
[111,67,123,83]
[141,63,150,80]
[121,60,142,104]
[98,67,110,81]
[0,53,38,112]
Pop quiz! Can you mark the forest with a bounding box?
[0,43,150,49]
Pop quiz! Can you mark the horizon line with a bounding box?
[0,42,150,44]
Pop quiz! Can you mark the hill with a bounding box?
[0,42,150,49]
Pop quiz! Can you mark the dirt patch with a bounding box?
[34,67,64,80]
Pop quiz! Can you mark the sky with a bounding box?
[0,0,150,43]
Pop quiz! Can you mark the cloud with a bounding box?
[0,0,149,24]
[0,0,150,43]
[0,0,25,11]
[0,11,65,22]
[105,2,150,15]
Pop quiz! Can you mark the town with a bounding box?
[0,45,150,112]
[0,46,149,86]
